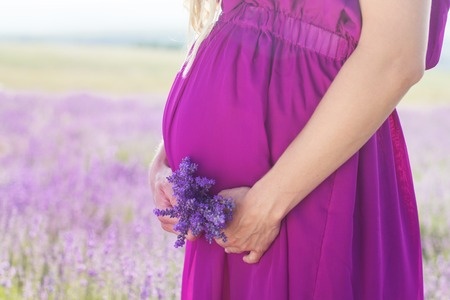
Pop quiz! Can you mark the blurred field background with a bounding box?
[0,43,185,96]
[1,41,450,103]
[1,5,450,298]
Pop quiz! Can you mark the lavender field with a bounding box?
[0,91,449,299]
[0,92,183,299]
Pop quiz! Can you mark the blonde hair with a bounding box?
[183,0,222,76]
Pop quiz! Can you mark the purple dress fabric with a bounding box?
[162,0,448,299]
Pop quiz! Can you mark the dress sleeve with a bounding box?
[426,0,450,69]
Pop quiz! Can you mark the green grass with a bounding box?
[0,41,449,106]
[0,285,21,300]
[0,42,186,96]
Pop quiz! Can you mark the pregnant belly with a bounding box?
[162,70,271,194]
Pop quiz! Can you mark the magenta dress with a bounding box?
[162,0,449,299]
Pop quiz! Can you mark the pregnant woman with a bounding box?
[150,0,449,299]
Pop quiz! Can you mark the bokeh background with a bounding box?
[0,1,449,299]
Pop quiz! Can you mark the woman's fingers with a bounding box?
[222,246,265,264]
[151,161,179,235]
[158,215,199,240]
[243,251,263,264]
[224,247,244,254]
[149,145,198,239]
[216,213,281,264]
[158,215,178,233]
[186,231,199,241]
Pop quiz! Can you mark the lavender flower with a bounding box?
[0,92,183,299]
[1,91,449,298]
[154,157,235,248]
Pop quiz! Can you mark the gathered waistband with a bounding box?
[218,3,357,60]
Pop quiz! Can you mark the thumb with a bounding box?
[243,250,262,264]
[218,186,250,200]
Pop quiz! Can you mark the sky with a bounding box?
[0,0,448,45]
[0,0,188,36]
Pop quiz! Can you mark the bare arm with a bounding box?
[219,0,431,263]
[260,0,431,219]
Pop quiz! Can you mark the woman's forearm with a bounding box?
[256,0,430,220]
[258,49,421,220]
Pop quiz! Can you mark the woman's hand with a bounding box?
[148,143,179,234]
[149,142,197,240]
[216,186,282,264]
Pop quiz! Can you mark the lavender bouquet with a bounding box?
[154,157,235,248]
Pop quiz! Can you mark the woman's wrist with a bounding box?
[149,142,168,185]
[251,172,301,223]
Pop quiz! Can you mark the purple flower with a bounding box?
[154,157,235,248]
[1,91,449,298]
